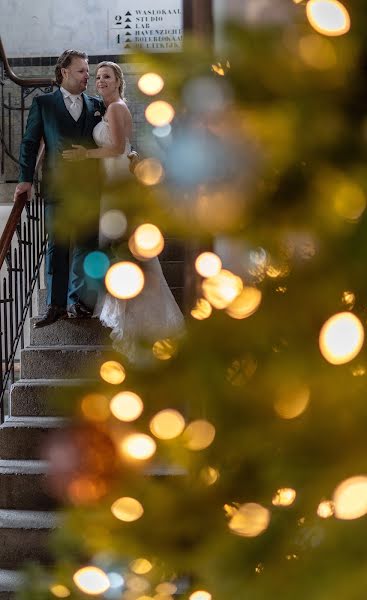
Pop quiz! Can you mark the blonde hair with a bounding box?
[96,61,126,100]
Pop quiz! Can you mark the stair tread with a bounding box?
[2,416,69,428]
[0,460,49,475]
[12,378,97,387]
[0,509,57,529]
[0,569,24,591]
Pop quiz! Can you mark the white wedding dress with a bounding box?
[93,117,185,364]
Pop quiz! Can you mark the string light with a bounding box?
[145,101,175,127]
[319,312,364,365]
[306,0,351,36]
[111,497,144,522]
[138,73,165,95]
[73,567,110,595]
[105,262,145,299]
[100,361,126,385]
[110,391,144,422]
[121,433,157,460]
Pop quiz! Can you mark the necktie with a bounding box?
[68,96,81,121]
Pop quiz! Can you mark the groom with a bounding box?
[14,49,103,327]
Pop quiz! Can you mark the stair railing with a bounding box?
[0,37,55,421]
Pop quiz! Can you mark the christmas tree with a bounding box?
[18,1,367,598]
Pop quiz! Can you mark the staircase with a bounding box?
[0,240,186,598]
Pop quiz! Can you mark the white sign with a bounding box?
[0,0,183,58]
[109,2,183,53]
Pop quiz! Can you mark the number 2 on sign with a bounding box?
[115,15,122,25]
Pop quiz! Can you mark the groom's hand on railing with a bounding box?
[13,182,32,202]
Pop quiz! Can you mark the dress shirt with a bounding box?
[60,87,83,121]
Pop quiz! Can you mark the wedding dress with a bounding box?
[93,117,185,363]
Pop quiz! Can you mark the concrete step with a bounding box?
[0,510,56,568]
[10,379,97,417]
[30,316,111,347]
[0,569,24,598]
[20,345,110,380]
[0,460,56,511]
[0,417,67,460]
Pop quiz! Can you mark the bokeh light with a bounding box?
[226,287,262,319]
[138,72,164,95]
[156,582,177,595]
[121,433,157,460]
[190,592,212,600]
[149,409,185,440]
[100,210,127,240]
[152,338,178,360]
[50,585,70,598]
[190,298,212,320]
[298,34,337,70]
[105,261,145,299]
[200,466,220,486]
[130,558,153,575]
[153,124,172,138]
[131,223,165,259]
[81,393,110,422]
[145,101,175,127]
[184,420,216,450]
[73,567,110,595]
[202,269,243,309]
[83,251,110,279]
[111,496,144,522]
[333,476,367,519]
[274,384,310,419]
[333,181,366,221]
[135,158,165,186]
[228,503,271,537]
[306,0,351,36]
[110,391,144,422]
[272,488,297,507]
[126,575,151,594]
[317,500,335,518]
[319,312,364,365]
[195,252,222,278]
[100,361,126,385]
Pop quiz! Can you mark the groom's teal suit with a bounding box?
[18,88,103,308]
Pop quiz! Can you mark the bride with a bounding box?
[63,61,184,363]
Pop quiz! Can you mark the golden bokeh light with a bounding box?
[333,181,366,221]
[333,476,367,520]
[121,433,157,460]
[195,252,222,278]
[191,298,212,321]
[149,409,185,440]
[351,365,366,377]
[126,574,151,593]
[226,287,262,319]
[131,223,165,259]
[152,338,178,361]
[342,290,355,309]
[110,391,144,422]
[145,101,175,127]
[272,488,297,507]
[111,496,144,522]
[130,558,153,575]
[100,209,127,240]
[319,312,364,365]
[73,567,110,596]
[81,393,110,422]
[156,582,177,595]
[228,503,271,537]
[306,0,351,36]
[184,420,216,451]
[105,261,145,299]
[298,34,337,70]
[100,361,126,385]
[317,500,335,518]
[50,585,70,598]
[190,592,212,600]
[200,466,220,486]
[202,269,243,309]
[135,159,165,186]
[274,384,310,419]
[138,72,165,95]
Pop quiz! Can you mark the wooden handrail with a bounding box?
[0,141,45,268]
[0,37,55,87]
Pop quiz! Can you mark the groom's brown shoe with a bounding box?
[67,302,92,319]
[33,305,67,328]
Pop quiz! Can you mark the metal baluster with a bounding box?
[6,251,14,386]
[17,223,25,349]
[0,290,3,423]
[3,278,8,390]
[27,205,33,318]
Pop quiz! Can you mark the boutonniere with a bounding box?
[94,111,101,116]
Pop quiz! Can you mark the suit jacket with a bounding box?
[19,88,103,183]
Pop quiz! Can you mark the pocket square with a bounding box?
[94,111,101,116]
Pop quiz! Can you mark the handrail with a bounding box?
[0,37,55,86]
[0,142,45,267]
